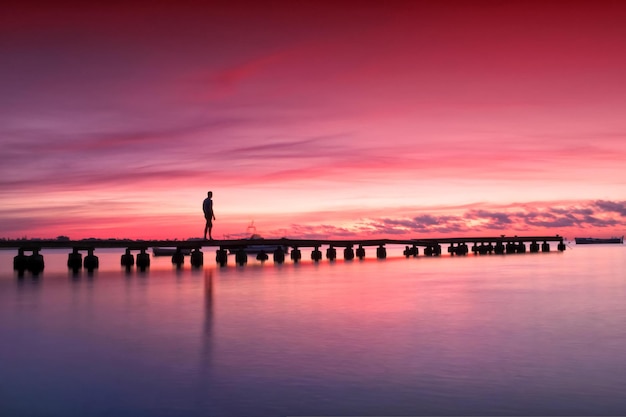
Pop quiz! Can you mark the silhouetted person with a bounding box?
[203,191,216,240]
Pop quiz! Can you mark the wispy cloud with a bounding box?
[257,200,626,240]
[594,200,626,217]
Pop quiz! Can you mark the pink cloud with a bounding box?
[257,200,626,240]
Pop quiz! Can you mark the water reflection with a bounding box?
[204,269,213,337]
[191,269,214,412]
[1,247,625,416]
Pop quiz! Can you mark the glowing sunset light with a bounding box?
[1,1,625,240]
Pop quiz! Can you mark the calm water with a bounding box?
[1,244,626,416]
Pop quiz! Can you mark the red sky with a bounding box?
[1,1,625,240]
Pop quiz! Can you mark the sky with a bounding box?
[1,0,625,240]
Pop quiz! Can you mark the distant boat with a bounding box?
[227,234,290,255]
[227,222,290,255]
[152,247,192,256]
[574,236,623,244]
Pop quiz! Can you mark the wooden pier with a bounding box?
[1,235,566,274]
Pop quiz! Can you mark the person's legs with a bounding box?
[204,218,209,239]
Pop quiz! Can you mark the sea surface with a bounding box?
[1,243,625,416]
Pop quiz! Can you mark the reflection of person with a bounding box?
[203,191,216,240]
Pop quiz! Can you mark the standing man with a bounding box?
[203,191,216,240]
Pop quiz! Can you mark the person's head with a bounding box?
[207,191,213,198]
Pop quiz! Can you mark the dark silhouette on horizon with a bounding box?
[203,191,216,240]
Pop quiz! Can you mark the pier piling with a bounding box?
[291,248,302,263]
[171,248,185,267]
[14,248,45,274]
[326,246,337,261]
[273,247,285,264]
[235,249,247,266]
[121,248,135,269]
[494,242,505,254]
[191,248,204,268]
[216,249,228,267]
[530,241,540,253]
[137,249,150,270]
[29,250,45,274]
[13,248,28,272]
[311,247,322,262]
[84,249,99,271]
[68,248,83,271]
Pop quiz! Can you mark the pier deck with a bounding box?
[2,235,566,273]
[0,235,564,250]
